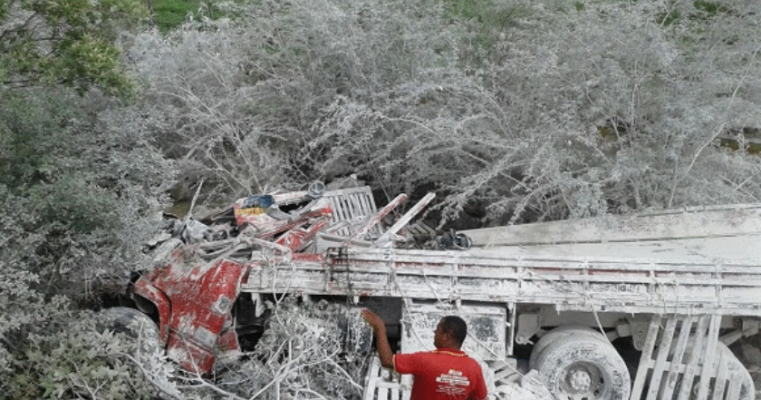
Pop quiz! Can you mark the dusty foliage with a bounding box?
[130,0,761,225]
[3,0,761,397]
[0,87,176,398]
[3,310,178,400]
[211,297,371,399]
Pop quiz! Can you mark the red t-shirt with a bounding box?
[394,349,488,400]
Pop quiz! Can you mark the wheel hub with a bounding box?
[559,362,604,400]
[568,368,592,392]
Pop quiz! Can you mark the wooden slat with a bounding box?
[347,194,406,242]
[364,357,380,400]
[243,254,761,316]
[677,315,710,400]
[696,315,721,400]
[661,316,695,400]
[377,385,388,400]
[401,376,412,400]
[390,383,399,400]
[631,315,662,400]
[725,371,742,400]
[244,273,761,316]
[345,194,358,219]
[377,193,435,243]
[362,355,408,400]
[321,186,379,237]
[646,317,678,400]
[711,348,728,400]
[337,198,350,222]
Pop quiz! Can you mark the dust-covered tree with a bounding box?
[0,87,178,397]
[0,0,147,95]
[131,0,761,226]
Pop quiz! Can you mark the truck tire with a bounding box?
[530,326,608,370]
[98,307,161,354]
[721,344,755,400]
[532,332,631,400]
[665,342,754,400]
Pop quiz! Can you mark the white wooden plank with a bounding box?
[327,197,344,224]
[661,316,695,400]
[696,315,722,400]
[401,375,412,400]
[377,193,436,242]
[336,197,351,222]
[377,386,388,400]
[309,255,761,287]
[631,315,662,400]
[349,193,364,216]
[725,372,742,400]
[711,348,728,400]
[374,381,402,388]
[344,193,357,218]
[390,382,400,400]
[677,315,710,400]
[364,357,381,400]
[646,317,678,400]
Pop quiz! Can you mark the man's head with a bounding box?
[433,316,467,349]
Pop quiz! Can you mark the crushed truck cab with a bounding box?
[133,257,247,373]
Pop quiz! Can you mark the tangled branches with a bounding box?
[213,298,372,400]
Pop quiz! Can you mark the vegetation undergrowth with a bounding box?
[1,0,760,397]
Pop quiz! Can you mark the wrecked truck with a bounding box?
[128,182,761,400]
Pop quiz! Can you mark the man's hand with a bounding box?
[361,308,386,332]
[362,308,394,368]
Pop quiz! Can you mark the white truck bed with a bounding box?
[243,203,761,316]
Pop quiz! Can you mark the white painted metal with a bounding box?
[243,246,761,316]
[400,302,506,361]
[461,203,761,247]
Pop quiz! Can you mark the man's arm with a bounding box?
[361,309,394,369]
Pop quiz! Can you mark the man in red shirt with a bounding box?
[362,309,488,400]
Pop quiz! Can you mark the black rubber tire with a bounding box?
[98,307,160,354]
[530,325,609,370]
[664,342,755,400]
[721,344,755,400]
[532,332,631,400]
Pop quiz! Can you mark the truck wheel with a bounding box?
[532,333,631,400]
[530,326,608,370]
[666,342,754,400]
[721,344,755,400]
[98,307,160,354]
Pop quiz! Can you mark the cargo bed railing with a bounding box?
[243,247,761,316]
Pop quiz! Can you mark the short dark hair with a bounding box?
[440,316,467,345]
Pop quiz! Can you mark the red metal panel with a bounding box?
[132,277,172,344]
[143,257,248,374]
[276,217,330,251]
